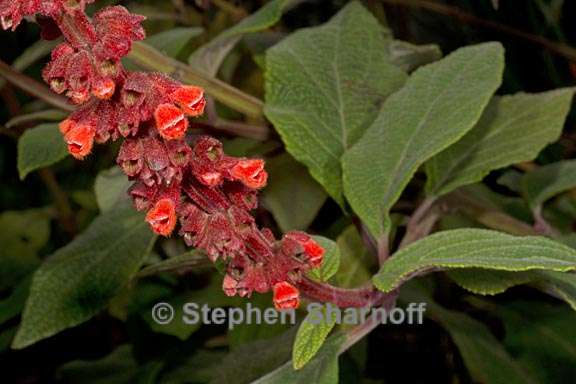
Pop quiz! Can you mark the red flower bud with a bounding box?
[64,123,95,160]
[170,86,206,117]
[92,77,116,99]
[230,159,268,189]
[273,281,300,310]
[145,198,177,236]
[154,103,188,140]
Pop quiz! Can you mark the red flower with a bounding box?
[170,86,206,116]
[154,103,188,140]
[59,118,74,135]
[273,281,300,310]
[303,238,325,268]
[92,77,116,99]
[230,159,268,189]
[145,198,177,236]
[64,122,95,160]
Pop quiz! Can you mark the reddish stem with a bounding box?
[298,277,390,308]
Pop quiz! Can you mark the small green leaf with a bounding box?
[373,229,576,293]
[306,236,340,282]
[189,0,296,76]
[94,166,131,212]
[536,270,576,311]
[343,42,504,237]
[146,27,203,58]
[265,2,407,205]
[262,154,327,232]
[292,304,338,369]
[13,204,156,349]
[425,89,575,197]
[17,124,68,179]
[521,159,576,209]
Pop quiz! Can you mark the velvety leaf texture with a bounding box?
[13,204,156,349]
[425,88,575,197]
[94,166,131,212]
[265,2,407,205]
[373,229,576,293]
[292,304,338,369]
[521,159,576,209]
[343,42,504,237]
[17,123,68,179]
[189,0,296,76]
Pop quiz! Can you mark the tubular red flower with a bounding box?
[170,86,206,116]
[303,238,325,268]
[230,159,268,189]
[154,103,189,140]
[64,123,95,160]
[146,198,177,236]
[273,282,300,310]
[92,78,116,100]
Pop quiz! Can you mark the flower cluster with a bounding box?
[2,1,324,310]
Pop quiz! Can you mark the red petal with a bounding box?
[230,159,268,189]
[145,198,177,236]
[64,123,95,160]
[171,86,206,116]
[273,281,300,310]
[154,103,188,140]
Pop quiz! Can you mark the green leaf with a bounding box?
[343,42,504,237]
[265,2,407,205]
[146,27,203,58]
[447,269,534,295]
[401,283,537,384]
[94,166,131,212]
[521,159,576,209]
[13,204,156,349]
[306,236,340,282]
[425,89,575,197]
[495,301,576,384]
[0,277,31,325]
[333,225,374,288]
[388,40,442,72]
[373,228,576,293]
[0,208,50,290]
[292,304,338,369]
[212,328,296,384]
[536,270,576,311]
[17,123,68,179]
[189,0,296,76]
[58,345,150,384]
[255,335,343,384]
[262,154,327,232]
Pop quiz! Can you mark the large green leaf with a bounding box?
[292,304,338,369]
[333,226,374,288]
[425,89,575,197]
[343,43,504,237]
[401,283,537,384]
[521,159,576,209]
[189,0,297,76]
[13,204,156,349]
[373,229,576,293]
[265,2,407,205]
[262,154,327,232]
[17,124,68,179]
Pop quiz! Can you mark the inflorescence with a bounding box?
[0,0,324,310]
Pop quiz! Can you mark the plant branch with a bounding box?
[0,59,73,112]
[380,0,576,62]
